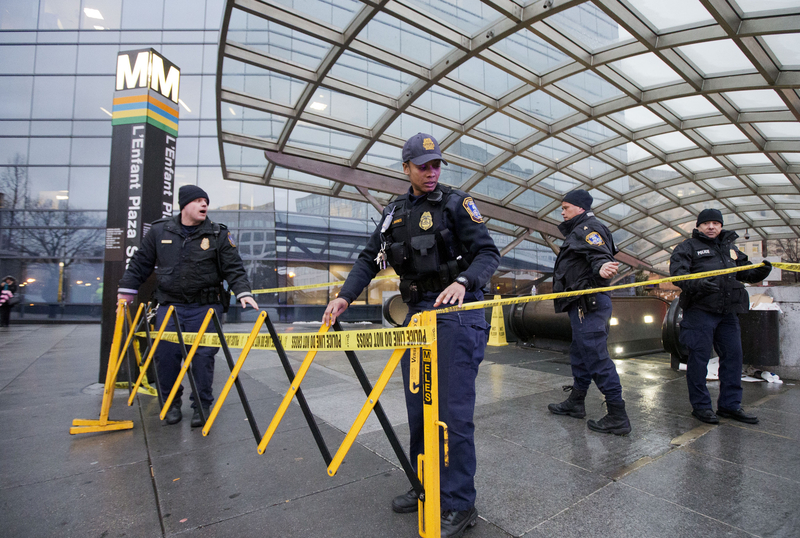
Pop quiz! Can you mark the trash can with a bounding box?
[738,310,780,366]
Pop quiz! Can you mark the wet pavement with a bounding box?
[1,322,798,537]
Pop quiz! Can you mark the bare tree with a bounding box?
[0,153,28,252]
[770,238,800,283]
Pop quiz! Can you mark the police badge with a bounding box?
[419,211,433,230]
[201,237,210,250]
[730,249,737,260]
[463,197,483,223]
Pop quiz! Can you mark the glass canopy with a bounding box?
[217,0,800,268]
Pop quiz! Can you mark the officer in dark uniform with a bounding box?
[669,208,771,425]
[547,189,631,435]
[118,185,258,427]
[323,133,499,538]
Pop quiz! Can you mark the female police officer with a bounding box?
[323,133,499,538]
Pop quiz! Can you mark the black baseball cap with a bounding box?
[402,133,448,166]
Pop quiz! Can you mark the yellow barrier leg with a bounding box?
[160,308,215,420]
[257,323,330,454]
[70,300,134,434]
[418,310,441,538]
[128,305,174,406]
[202,311,267,436]
[112,302,145,381]
[327,347,406,476]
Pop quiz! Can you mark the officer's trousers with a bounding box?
[400,293,489,512]
[567,293,623,402]
[155,303,221,409]
[679,308,743,410]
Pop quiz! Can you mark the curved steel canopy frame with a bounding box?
[216,0,800,269]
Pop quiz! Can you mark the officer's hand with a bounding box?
[240,296,259,310]
[323,298,349,327]
[697,279,720,296]
[117,293,136,305]
[599,261,619,279]
[435,281,466,308]
[762,260,772,269]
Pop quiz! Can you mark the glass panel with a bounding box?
[733,0,800,15]
[639,164,681,182]
[223,143,267,174]
[780,152,800,163]
[511,90,575,123]
[588,188,612,205]
[611,53,682,89]
[509,189,554,213]
[762,33,800,68]
[662,95,718,119]
[493,28,569,74]
[384,113,451,143]
[304,86,388,128]
[755,122,800,139]
[199,170,240,211]
[624,238,654,256]
[452,57,518,97]
[651,228,681,243]
[32,75,76,119]
[704,176,743,190]
[120,0,163,28]
[624,0,713,32]
[682,157,722,172]
[569,157,613,178]
[478,112,535,143]
[727,153,772,166]
[27,167,69,208]
[329,51,415,97]
[631,191,668,209]
[39,0,81,30]
[646,131,696,152]
[362,141,402,169]
[499,156,544,180]
[604,176,642,193]
[0,45,36,74]
[566,120,616,145]
[538,171,583,194]
[359,11,450,67]
[221,104,287,140]
[415,86,482,122]
[221,59,308,107]
[610,106,665,130]
[472,176,516,200]
[744,209,778,220]
[665,182,703,198]
[80,0,122,30]
[240,184,274,211]
[528,138,578,161]
[695,125,748,144]
[679,40,756,76]
[603,202,635,220]
[73,75,114,119]
[439,164,472,188]
[70,137,111,165]
[0,77,34,119]
[748,173,790,185]
[69,166,109,209]
[724,196,761,206]
[660,206,692,221]
[162,0,204,29]
[628,216,659,232]
[604,142,652,164]
[0,0,40,29]
[64,260,104,304]
[35,44,78,74]
[447,136,501,164]
[403,0,501,34]
[723,89,787,111]
[28,138,71,165]
[557,70,622,105]
[548,3,633,51]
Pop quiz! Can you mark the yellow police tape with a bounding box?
[135,325,434,351]
[137,262,799,351]
[251,274,397,295]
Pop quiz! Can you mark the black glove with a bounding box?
[696,278,720,296]
[749,260,772,282]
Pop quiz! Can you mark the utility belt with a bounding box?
[398,260,466,304]
[193,284,230,313]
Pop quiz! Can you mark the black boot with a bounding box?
[165,401,182,425]
[548,385,587,418]
[391,488,419,513]
[191,405,210,427]
[587,400,631,435]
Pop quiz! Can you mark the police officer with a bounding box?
[117,185,258,427]
[547,189,631,435]
[669,208,771,425]
[323,133,499,538]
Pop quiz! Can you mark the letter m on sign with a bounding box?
[116,51,149,91]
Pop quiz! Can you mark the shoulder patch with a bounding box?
[462,197,483,223]
[585,231,605,246]
[227,232,236,248]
